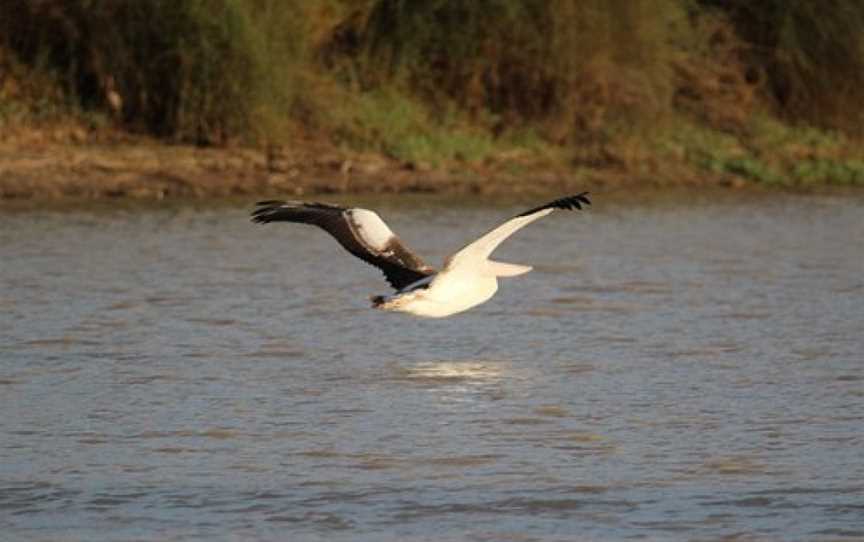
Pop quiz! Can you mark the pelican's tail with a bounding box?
[486,260,533,277]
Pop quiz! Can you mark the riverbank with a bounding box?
[7,115,864,200]
[0,133,738,201]
[3,2,864,200]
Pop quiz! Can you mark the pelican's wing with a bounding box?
[445,193,591,269]
[252,201,435,290]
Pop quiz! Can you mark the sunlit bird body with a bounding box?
[251,193,590,318]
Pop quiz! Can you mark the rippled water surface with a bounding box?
[2,190,863,541]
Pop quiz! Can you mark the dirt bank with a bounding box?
[0,133,742,201]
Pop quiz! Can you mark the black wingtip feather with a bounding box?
[550,192,591,210]
[516,192,591,217]
[251,201,287,223]
[250,200,350,225]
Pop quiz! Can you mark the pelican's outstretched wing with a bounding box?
[445,193,590,269]
[252,201,435,290]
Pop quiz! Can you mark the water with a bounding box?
[1,190,862,541]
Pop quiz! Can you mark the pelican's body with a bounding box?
[251,193,590,318]
[375,269,499,318]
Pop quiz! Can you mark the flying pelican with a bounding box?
[251,193,590,318]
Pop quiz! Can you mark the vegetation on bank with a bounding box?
[1,0,863,187]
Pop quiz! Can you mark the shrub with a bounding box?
[0,0,305,143]
[705,0,864,136]
[331,0,690,143]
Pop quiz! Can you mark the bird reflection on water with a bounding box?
[392,360,506,385]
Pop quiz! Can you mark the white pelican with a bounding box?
[251,193,590,318]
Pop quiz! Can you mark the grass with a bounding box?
[667,114,864,186]
[302,85,494,165]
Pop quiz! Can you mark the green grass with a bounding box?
[328,88,521,165]
[670,115,864,186]
[791,158,864,185]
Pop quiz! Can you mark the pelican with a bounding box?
[251,193,590,318]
